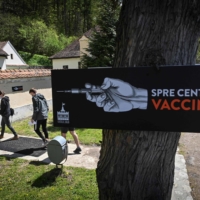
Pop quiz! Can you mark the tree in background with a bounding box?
[196,45,200,64]
[0,13,21,46]
[81,0,120,68]
[19,51,52,67]
[0,0,99,56]
[96,0,200,200]
[0,0,97,37]
[18,20,76,56]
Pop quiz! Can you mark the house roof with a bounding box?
[83,26,101,38]
[0,69,51,79]
[0,41,7,49]
[0,41,8,57]
[49,39,80,59]
[50,26,101,59]
[0,49,8,57]
[0,41,27,64]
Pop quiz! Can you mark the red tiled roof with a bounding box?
[0,69,51,79]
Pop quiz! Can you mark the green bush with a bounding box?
[19,51,52,66]
[18,20,77,56]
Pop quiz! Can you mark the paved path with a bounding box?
[172,152,193,200]
[0,133,193,200]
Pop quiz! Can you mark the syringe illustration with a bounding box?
[57,88,103,94]
[57,84,113,101]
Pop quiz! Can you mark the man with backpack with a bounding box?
[0,90,18,140]
[29,88,49,146]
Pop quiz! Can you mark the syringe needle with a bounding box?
[57,88,103,93]
[57,88,113,101]
[57,90,71,93]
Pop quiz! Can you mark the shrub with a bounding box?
[19,51,52,66]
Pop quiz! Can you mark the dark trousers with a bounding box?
[1,116,17,136]
[34,119,48,141]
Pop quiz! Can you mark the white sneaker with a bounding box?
[42,140,48,147]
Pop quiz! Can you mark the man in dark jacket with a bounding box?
[29,88,49,146]
[0,90,18,140]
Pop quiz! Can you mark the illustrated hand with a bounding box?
[86,78,148,112]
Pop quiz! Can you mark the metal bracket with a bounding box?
[56,164,63,169]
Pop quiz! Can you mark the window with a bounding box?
[78,62,81,69]
[63,65,68,69]
[10,54,13,59]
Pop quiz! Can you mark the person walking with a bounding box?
[29,88,49,146]
[0,90,18,140]
[61,127,82,154]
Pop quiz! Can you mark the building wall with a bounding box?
[0,57,6,70]
[0,76,52,122]
[52,57,80,69]
[79,35,89,57]
[6,65,29,70]
[3,42,27,66]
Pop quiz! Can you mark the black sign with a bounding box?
[51,66,200,132]
[12,86,23,92]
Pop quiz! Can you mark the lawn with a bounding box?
[6,112,102,145]
[0,156,98,200]
[2,112,101,199]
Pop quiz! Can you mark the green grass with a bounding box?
[0,156,98,200]
[6,112,102,145]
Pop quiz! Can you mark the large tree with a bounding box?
[96,1,200,200]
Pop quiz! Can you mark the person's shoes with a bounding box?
[42,140,48,147]
[11,136,19,140]
[0,135,4,139]
[73,147,82,154]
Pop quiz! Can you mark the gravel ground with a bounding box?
[179,133,200,200]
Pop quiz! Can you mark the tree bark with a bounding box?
[96,1,200,200]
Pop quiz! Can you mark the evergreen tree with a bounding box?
[81,0,120,68]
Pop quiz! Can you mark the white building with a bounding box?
[50,27,99,69]
[50,39,81,69]
[0,41,28,70]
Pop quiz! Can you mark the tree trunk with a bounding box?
[56,0,60,23]
[63,0,67,35]
[96,1,200,200]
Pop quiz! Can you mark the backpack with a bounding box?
[10,108,15,116]
[38,97,49,112]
